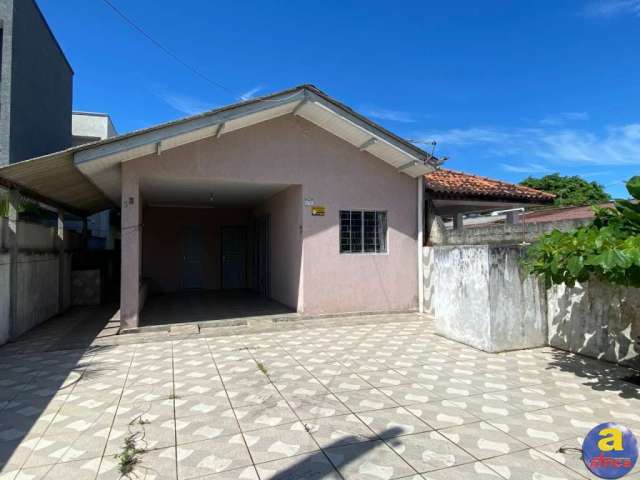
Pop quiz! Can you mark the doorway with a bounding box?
[221,226,248,289]
[183,225,204,289]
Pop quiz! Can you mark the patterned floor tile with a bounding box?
[483,448,586,480]
[356,407,432,439]
[325,439,418,479]
[176,411,241,445]
[286,393,350,420]
[486,411,579,448]
[242,421,318,464]
[386,431,474,473]
[305,414,377,448]
[255,451,340,479]
[421,461,503,479]
[378,383,439,406]
[316,374,374,394]
[335,389,399,413]
[234,402,299,432]
[439,421,528,460]
[99,445,177,480]
[176,435,253,479]
[406,401,481,430]
[174,393,233,419]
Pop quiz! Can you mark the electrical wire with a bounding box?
[100,0,239,100]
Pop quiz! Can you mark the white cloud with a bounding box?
[239,86,263,101]
[500,163,552,174]
[415,123,640,166]
[361,105,416,123]
[584,0,640,17]
[156,91,215,115]
[539,112,590,126]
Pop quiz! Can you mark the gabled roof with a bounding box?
[424,168,555,204]
[0,85,438,214]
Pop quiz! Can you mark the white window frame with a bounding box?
[339,209,389,255]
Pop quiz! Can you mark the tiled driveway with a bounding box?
[1,315,639,480]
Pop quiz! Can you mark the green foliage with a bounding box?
[520,173,611,207]
[523,176,640,288]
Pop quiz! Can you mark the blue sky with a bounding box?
[39,0,640,197]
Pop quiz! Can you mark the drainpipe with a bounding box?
[417,176,424,314]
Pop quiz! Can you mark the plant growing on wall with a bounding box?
[523,176,640,288]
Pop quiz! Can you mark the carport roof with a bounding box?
[0,85,439,215]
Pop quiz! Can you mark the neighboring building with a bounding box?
[72,112,118,146]
[72,112,119,248]
[0,0,73,165]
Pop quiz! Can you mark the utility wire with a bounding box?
[100,0,239,100]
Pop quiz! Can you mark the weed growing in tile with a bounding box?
[255,360,269,377]
[116,433,146,476]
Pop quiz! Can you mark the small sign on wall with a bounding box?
[311,206,326,216]
[304,197,315,206]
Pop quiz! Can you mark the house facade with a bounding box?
[0,85,436,330]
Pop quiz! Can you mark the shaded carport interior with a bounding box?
[138,176,302,328]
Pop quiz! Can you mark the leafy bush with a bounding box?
[520,173,611,207]
[523,176,640,288]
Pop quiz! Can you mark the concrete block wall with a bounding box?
[548,279,640,369]
[426,245,547,352]
[432,218,591,246]
[425,245,640,368]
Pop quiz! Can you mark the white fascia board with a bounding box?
[303,91,431,171]
[73,91,306,172]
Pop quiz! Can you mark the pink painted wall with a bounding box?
[125,114,418,315]
[142,207,251,292]
[253,186,303,310]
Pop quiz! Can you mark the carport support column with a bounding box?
[121,169,140,330]
[417,176,424,314]
[7,190,19,340]
[57,209,66,313]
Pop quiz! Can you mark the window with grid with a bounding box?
[340,210,387,254]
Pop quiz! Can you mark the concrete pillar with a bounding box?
[417,176,424,314]
[453,213,464,232]
[120,168,140,330]
[7,190,19,340]
[57,210,65,312]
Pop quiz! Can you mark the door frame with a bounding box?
[252,215,271,297]
[220,226,248,290]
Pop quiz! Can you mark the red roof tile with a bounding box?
[424,168,555,203]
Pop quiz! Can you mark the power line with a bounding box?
[100,0,239,100]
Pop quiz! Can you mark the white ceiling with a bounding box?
[141,176,291,207]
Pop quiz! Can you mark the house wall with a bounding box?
[142,206,252,292]
[253,185,303,311]
[125,114,418,315]
[0,0,73,165]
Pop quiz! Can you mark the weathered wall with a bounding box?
[0,254,9,344]
[253,186,303,311]
[431,245,492,350]
[427,245,547,352]
[426,244,640,366]
[433,218,591,246]
[548,280,640,369]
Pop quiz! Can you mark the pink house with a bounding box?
[0,85,437,330]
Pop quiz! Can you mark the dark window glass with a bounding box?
[339,210,387,254]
